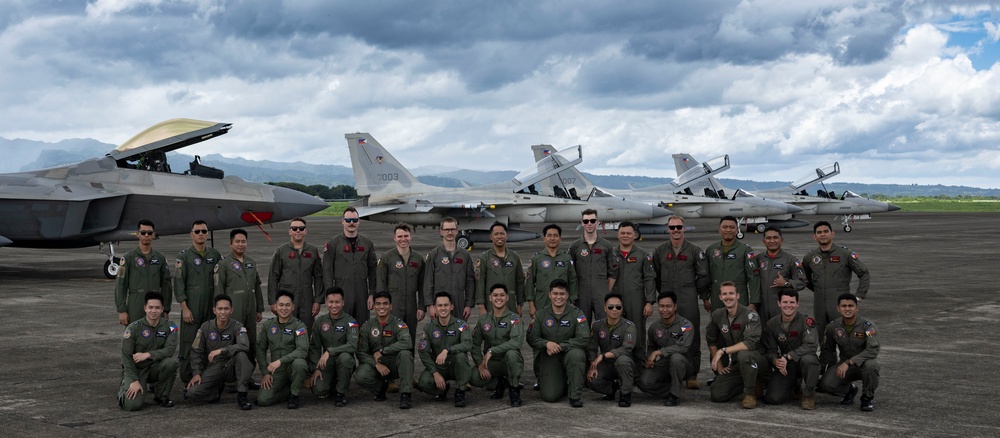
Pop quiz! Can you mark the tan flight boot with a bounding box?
[742,393,757,409]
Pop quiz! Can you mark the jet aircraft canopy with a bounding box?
[108,118,231,176]
[671,155,730,193]
[512,145,582,192]
[789,162,840,191]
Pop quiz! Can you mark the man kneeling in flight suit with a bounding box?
[470,283,526,407]
[185,294,254,410]
[118,292,178,411]
[586,293,638,407]
[416,291,474,407]
[527,279,589,407]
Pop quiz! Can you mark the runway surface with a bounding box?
[1,212,995,437]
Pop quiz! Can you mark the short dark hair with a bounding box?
[290,217,307,226]
[230,228,247,242]
[343,206,359,215]
[434,291,454,304]
[144,291,165,306]
[137,219,155,230]
[440,217,458,227]
[325,286,345,301]
[814,221,833,233]
[373,290,392,303]
[837,293,858,305]
[191,220,208,229]
[604,292,624,303]
[490,221,508,233]
[581,209,598,217]
[549,278,568,291]
[214,294,233,307]
[720,216,738,225]
[763,226,782,236]
[489,283,509,295]
[778,289,799,301]
[720,280,737,290]
[542,223,562,236]
[656,291,678,304]
[394,222,412,234]
[618,221,637,233]
[276,290,295,303]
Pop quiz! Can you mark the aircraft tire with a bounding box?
[736,230,745,239]
[104,258,121,279]
[844,225,852,233]
[756,223,767,233]
[456,235,473,251]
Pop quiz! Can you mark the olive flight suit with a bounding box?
[475,248,526,312]
[322,234,377,324]
[423,245,476,318]
[754,250,807,324]
[174,246,222,383]
[637,316,696,399]
[705,242,760,310]
[269,242,324,328]
[819,315,880,399]
[762,312,820,404]
[586,317,638,397]
[115,248,172,323]
[611,245,656,358]
[652,240,709,376]
[255,316,309,406]
[376,249,425,340]
[527,305,589,403]
[215,254,264,366]
[416,317,474,395]
[526,250,578,310]
[470,309,525,389]
[355,315,414,395]
[308,312,359,397]
[803,245,870,338]
[187,318,253,398]
[569,237,618,321]
[705,304,764,403]
[118,318,179,411]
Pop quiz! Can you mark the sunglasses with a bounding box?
[289,226,306,232]
[343,218,360,223]
[138,230,154,236]
[581,219,598,224]
[668,225,684,230]
[192,229,209,235]
[607,304,623,310]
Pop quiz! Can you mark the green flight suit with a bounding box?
[475,248,526,312]
[819,315,880,399]
[803,245,871,338]
[705,304,764,403]
[376,248,425,340]
[416,317,474,394]
[755,250,807,324]
[586,317,638,395]
[174,245,223,383]
[470,309,525,389]
[423,245,476,318]
[308,312,359,397]
[526,250,578,311]
[637,317,696,398]
[705,242,761,310]
[115,248,172,322]
[215,253,264,366]
[652,240,709,375]
[322,234,377,324]
[762,312,820,404]
[527,305,589,402]
[187,318,252,398]
[569,237,618,321]
[611,245,656,358]
[256,317,309,406]
[269,242,324,328]
[355,315,414,395]
[118,318,179,411]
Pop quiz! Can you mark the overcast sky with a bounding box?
[2,1,999,188]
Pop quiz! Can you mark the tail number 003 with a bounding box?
[377,173,399,181]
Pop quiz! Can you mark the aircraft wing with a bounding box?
[0,235,12,247]
[107,118,232,161]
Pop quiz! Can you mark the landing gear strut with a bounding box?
[101,242,122,279]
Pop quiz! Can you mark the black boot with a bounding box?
[375,380,389,401]
[435,383,451,402]
[618,392,632,408]
[860,395,874,412]
[454,389,467,407]
[236,392,252,410]
[399,392,412,409]
[603,381,619,401]
[490,378,507,400]
[334,392,347,407]
[841,383,858,405]
[509,386,523,407]
[287,395,300,409]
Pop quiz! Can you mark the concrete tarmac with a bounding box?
[1,212,996,437]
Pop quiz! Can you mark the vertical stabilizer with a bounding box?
[345,133,428,196]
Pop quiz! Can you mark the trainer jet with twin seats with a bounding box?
[345,133,672,249]
[529,145,802,238]
[672,154,900,233]
[0,118,329,278]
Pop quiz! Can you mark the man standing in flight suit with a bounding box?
[475,222,525,315]
[526,224,578,319]
[754,226,807,324]
[586,293,638,407]
[651,215,709,389]
[185,294,253,410]
[323,207,378,325]
[115,219,172,325]
[704,216,760,313]
[470,283,525,407]
[803,221,871,340]
[355,291,414,409]
[706,281,765,409]
[268,217,324,330]
[638,291,696,407]
[306,287,358,407]
[569,209,618,323]
[762,289,820,410]
[256,291,309,409]
[415,292,474,407]
[215,229,264,368]
[376,223,425,341]
[610,221,656,359]
[118,292,178,411]
[527,279,589,407]
[174,220,222,384]
[423,217,476,320]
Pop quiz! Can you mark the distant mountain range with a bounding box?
[4,136,998,197]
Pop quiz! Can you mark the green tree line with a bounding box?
[266,182,358,200]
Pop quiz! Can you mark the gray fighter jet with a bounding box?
[0,118,328,277]
[529,145,803,238]
[346,133,672,249]
[672,154,900,233]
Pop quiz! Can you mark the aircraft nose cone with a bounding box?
[887,203,901,212]
[650,204,673,218]
[785,203,804,214]
[271,186,329,218]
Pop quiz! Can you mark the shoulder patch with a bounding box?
[123,328,132,339]
[747,311,759,322]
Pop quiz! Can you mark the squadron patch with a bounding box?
[835,328,846,339]
[123,328,132,339]
[141,328,151,338]
[442,257,450,265]
[541,260,551,269]
[598,330,607,339]
[544,318,555,327]
[713,249,722,258]
[491,259,501,268]
[748,312,758,322]
[805,317,816,327]
[721,324,729,334]
[432,330,442,339]
[371,328,380,337]
[321,322,331,333]
[271,326,279,335]
[395,261,404,269]
[812,255,822,264]
[419,339,428,350]
[194,257,202,266]
[231,261,241,271]
[580,249,589,257]
[777,333,786,342]
[208,331,219,341]
[135,258,145,267]
[759,260,767,270]
[482,322,492,333]
[655,328,665,339]
[175,259,183,269]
